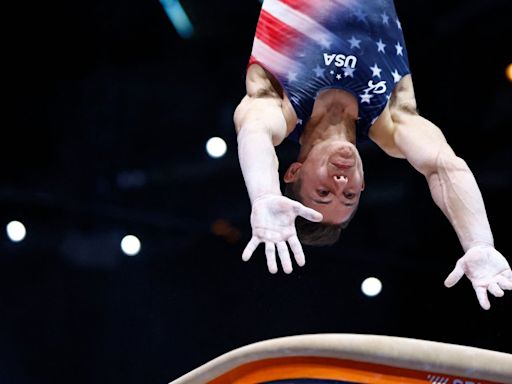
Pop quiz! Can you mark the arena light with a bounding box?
[361,277,382,297]
[206,137,227,158]
[121,235,141,256]
[160,0,194,39]
[6,220,27,242]
[506,63,512,83]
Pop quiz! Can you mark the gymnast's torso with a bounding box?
[248,0,411,144]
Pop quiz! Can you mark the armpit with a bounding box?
[246,64,284,99]
[254,87,280,99]
[389,75,418,119]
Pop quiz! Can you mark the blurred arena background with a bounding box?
[1,0,511,383]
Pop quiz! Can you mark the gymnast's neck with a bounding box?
[298,88,359,161]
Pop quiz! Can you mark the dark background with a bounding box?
[1,0,511,383]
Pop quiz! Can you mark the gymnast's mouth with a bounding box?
[331,160,354,169]
[330,152,355,169]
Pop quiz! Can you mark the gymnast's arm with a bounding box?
[233,79,287,203]
[233,67,322,274]
[370,76,512,309]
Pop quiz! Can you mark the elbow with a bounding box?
[439,150,468,171]
[426,149,469,178]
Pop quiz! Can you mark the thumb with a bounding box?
[444,261,464,288]
[295,203,323,222]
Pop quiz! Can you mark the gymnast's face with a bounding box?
[284,141,365,224]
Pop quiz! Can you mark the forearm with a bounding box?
[427,153,494,252]
[237,125,282,203]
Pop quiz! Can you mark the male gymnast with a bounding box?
[233,0,512,309]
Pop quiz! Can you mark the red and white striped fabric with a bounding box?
[249,0,354,76]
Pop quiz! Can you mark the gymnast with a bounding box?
[233,0,512,309]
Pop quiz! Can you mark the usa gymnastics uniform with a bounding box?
[248,0,411,144]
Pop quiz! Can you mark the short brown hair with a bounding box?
[284,178,357,246]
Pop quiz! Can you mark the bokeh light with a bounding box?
[206,137,227,158]
[506,63,512,82]
[6,220,27,243]
[121,235,141,256]
[361,277,383,297]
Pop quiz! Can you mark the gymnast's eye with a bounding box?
[344,192,356,199]
[318,189,329,197]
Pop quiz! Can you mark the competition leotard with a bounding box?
[248,0,411,144]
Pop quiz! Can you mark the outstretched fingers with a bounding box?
[444,262,464,288]
[242,237,260,262]
[488,282,504,298]
[265,242,278,274]
[474,286,491,310]
[484,269,512,302]
[277,241,292,274]
[502,269,512,282]
[497,274,512,290]
[288,235,305,267]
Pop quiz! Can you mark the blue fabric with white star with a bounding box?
[280,0,410,145]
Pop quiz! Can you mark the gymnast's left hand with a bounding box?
[444,245,512,310]
[242,194,323,274]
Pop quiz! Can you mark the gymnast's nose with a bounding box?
[332,175,348,192]
[334,175,348,184]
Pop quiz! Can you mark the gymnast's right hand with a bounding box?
[242,194,323,274]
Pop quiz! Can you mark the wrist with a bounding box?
[466,240,494,251]
[252,193,282,204]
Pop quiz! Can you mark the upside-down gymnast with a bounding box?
[233,0,512,309]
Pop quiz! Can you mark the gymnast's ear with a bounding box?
[284,162,302,183]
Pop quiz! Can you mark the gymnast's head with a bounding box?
[283,139,365,246]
